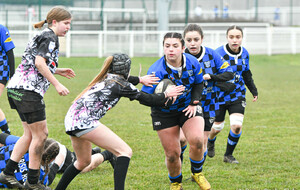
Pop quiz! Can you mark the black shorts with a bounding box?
[204,117,215,131]
[7,88,46,124]
[215,100,246,122]
[151,105,203,131]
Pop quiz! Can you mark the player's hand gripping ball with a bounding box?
[154,78,176,107]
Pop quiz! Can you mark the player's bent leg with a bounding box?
[83,124,132,190]
[87,124,132,158]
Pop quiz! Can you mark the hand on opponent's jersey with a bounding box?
[139,74,160,87]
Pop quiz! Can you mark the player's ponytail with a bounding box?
[33,20,47,29]
[73,56,113,102]
[41,139,60,182]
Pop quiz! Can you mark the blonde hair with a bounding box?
[33,6,72,29]
[74,56,114,102]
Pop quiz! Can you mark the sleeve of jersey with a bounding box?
[120,82,167,107]
[190,83,203,106]
[137,92,167,107]
[210,52,234,82]
[7,49,15,78]
[35,35,54,61]
[1,27,15,52]
[119,82,141,100]
[210,72,234,82]
[194,60,203,84]
[242,70,258,97]
[127,76,140,85]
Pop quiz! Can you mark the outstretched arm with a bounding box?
[128,75,159,87]
[137,85,185,107]
[207,72,234,82]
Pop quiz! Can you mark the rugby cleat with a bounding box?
[191,172,211,190]
[223,155,239,164]
[0,172,24,189]
[170,182,183,190]
[92,147,102,155]
[207,140,215,158]
[24,181,51,190]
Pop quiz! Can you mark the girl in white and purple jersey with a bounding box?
[0,6,75,190]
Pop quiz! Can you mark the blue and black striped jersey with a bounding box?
[191,46,232,118]
[0,24,15,82]
[142,53,203,113]
[0,135,49,188]
[215,44,250,105]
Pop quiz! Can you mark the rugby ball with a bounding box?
[154,78,175,94]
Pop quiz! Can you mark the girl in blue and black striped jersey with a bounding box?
[208,25,258,164]
[179,24,234,189]
[0,133,58,188]
[0,24,15,135]
[0,132,115,189]
[141,32,207,190]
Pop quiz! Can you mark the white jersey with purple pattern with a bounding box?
[65,74,141,132]
[7,28,59,97]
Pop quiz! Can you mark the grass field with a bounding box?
[1,54,300,189]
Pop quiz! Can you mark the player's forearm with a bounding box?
[7,49,15,78]
[210,72,234,82]
[35,56,60,87]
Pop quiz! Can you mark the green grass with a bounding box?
[1,54,300,189]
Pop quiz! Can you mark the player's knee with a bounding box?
[229,115,244,127]
[189,139,203,152]
[212,122,225,131]
[233,127,242,134]
[117,146,132,158]
[180,138,187,147]
[166,152,180,163]
[77,159,92,169]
